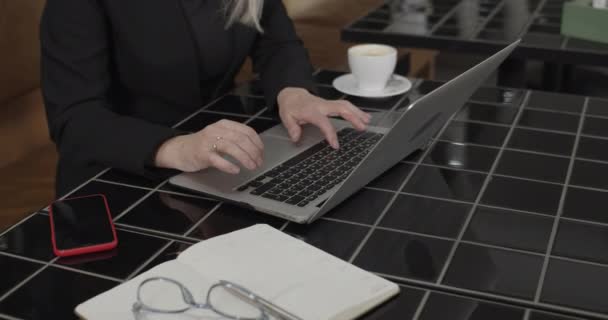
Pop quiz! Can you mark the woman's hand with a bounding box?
[277,87,372,149]
[155,120,264,174]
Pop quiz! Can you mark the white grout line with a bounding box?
[435,90,531,285]
[49,264,123,283]
[534,98,589,303]
[515,125,578,137]
[113,224,193,243]
[0,251,49,266]
[523,309,531,320]
[491,173,566,187]
[92,179,156,191]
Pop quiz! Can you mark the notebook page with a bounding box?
[177,224,399,320]
[75,261,222,320]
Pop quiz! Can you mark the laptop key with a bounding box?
[262,193,289,202]
[286,195,305,205]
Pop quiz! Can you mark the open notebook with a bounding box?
[75,224,399,320]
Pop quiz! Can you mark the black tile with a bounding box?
[570,160,608,190]
[159,183,207,198]
[481,176,562,215]
[403,148,424,163]
[424,141,499,172]
[368,163,414,191]
[465,206,553,253]
[360,285,425,320]
[69,181,149,218]
[380,194,470,238]
[354,229,453,282]
[314,70,347,86]
[567,38,608,52]
[186,203,285,240]
[495,150,570,184]
[284,220,369,260]
[0,215,54,261]
[55,229,169,279]
[176,111,249,133]
[522,33,564,49]
[470,87,523,106]
[419,292,525,320]
[554,220,608,265]
[134,241,194,276]
[541,259,608,313]
[563,187,608,224]
[0,255,42,297]
[529,311,584,320]
[98,169,162,189]
[443,243,543,299]
[317,86,344,100]
[365,9,391,21]
[233,79,264,97]
[455,103,518,125]
[582,116,608,138]
[0,266,118,320]
[325,189,394,225]
[433,27,462,37]
[508,128,575,156]
[441,121,509,147]
[518,109,580,133]
[351,20,389,31]
[576,137,608,162]
[205,94,266,115]
[116,192,219,235]
[247,117,280,134]
[415,80,444,95]
[587,98,608,117]
[403,165,486,202]
[345,94,405,110]
[526,91,585,113]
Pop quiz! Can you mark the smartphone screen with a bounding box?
[50,195,116,253]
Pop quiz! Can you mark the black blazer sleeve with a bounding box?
[40,0,181,178]
[250,0,317,109]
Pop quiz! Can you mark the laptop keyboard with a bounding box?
[238,128,383,207]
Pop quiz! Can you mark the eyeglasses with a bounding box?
[132,277,302,320]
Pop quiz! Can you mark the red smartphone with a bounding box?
[49,194,118,257]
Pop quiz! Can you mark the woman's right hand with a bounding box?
[154,119,264,174]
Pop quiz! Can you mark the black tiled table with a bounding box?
[1,70,608,319]
[342,1,608,67]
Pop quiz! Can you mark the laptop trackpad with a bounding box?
[186,136,318,193]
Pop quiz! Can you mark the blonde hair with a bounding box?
[224,0,264,32]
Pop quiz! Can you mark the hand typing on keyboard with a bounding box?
[277,87,372,149]
[240,128,384,207]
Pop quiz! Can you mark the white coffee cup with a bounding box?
[348,44,397,92]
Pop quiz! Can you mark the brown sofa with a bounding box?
[0,0,58,230]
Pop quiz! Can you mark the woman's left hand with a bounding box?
[277,87,372,149]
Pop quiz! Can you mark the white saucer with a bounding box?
[332,74,412,98]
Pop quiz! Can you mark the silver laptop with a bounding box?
[169,40,520,223]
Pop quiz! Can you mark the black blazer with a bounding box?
[41,0,315,196]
